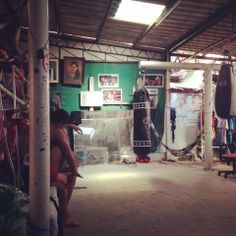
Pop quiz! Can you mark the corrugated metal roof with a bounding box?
[1,0,236,60]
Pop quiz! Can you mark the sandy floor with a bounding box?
[64,161,236,236]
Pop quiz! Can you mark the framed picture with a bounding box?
[147,88,158,109]
[102,89,122,104]
[49,59,59,83]
[144,74,164,87]
[63,57,85,86]
[98,74,119,88]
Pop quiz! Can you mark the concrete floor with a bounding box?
[64,161,236,236]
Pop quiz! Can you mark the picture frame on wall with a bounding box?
[102,89,122,104]
[49,59,59,83]
[63,57,85,86]
[147,88,158,109]
[98,74,119,88]
[144,74,164,88]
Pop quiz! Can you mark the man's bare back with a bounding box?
[50,109,80,227]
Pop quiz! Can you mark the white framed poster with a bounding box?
[98,74,119,88]
[144,74,164,87]
[102,89,122,104]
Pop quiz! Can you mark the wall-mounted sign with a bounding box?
[144,74,164,88]
[102,89,122,104]
[80,91,103,107]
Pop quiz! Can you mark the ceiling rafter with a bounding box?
[15,0,236,61]
[168,0,236,53]
[50,37,165,61]
[96,0,114,43]
[172,52,236,62]
[180,32,236,62]
[133,0,182,47]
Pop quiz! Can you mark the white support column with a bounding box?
[28,0,50,235]
[203,67,213,170]
[162,70,170,158]
[89,76,94,111]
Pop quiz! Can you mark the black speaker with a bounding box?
[70,111,82,125]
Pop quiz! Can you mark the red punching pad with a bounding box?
[133,88,151,162]
[215,64,232,119]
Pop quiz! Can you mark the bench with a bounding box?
[218,153,236,178]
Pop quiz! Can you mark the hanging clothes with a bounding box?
[219,118,227,144]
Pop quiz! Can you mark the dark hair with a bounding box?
[70,61,78,67]
[50,109,70,124]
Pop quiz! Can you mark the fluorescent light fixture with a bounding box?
[113,0,165,25]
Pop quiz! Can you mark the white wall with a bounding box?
[166,92,202,159]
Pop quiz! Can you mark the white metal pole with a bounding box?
[203,67,213,170]
[139,61,221,71]
[89,76,94,111]
[28,0,50,235]
[162,70,170,159]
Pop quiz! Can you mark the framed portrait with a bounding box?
[98,74,119,88]
[49,59,59,83]
[63,57,85,86]
[144,74,164,88]
[102,89,122,104]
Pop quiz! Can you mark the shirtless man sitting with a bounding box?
[19,109,81,227]
[50,109,81,227]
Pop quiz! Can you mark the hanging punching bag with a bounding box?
[215,64,232,119]
[133,85,151,163]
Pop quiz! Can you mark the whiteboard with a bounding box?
[80,91,103,107]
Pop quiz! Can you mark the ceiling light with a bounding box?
[113,0,165,25]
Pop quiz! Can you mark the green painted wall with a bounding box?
[50,62,140,113]
[50,61,166,152]
[50,62,165,152]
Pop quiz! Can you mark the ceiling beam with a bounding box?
[171,52,236,62]
[178,32,236,62]
[168,0,236,53]
[133,0,182,47]
[55,39,165,61]
[139,60,221,71]
[96,0,114,43]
